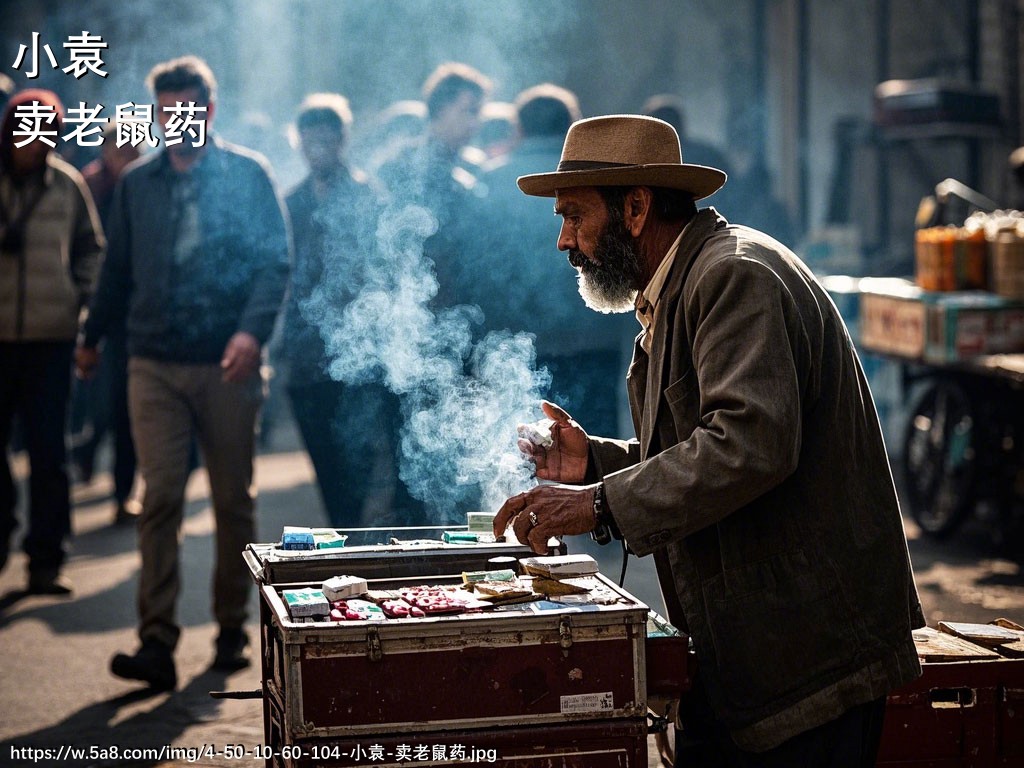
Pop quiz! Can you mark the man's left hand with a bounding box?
[220,331,261,383]
[493,483,599,554]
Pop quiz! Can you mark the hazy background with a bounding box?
[3,0,1021,273]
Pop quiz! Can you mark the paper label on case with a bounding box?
[559,691,614,714]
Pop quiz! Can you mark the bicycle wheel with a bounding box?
[902,379,977,538]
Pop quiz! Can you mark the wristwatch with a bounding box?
[591,483,612,545]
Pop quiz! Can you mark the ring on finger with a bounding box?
[528,510,539,528]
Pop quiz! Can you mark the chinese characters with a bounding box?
[8,31,203,149]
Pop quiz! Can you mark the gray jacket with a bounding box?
[590,208,924,751]
[0,153,102,341]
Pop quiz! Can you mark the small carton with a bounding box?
[466,511,497,534]
[311,529,348,550]
[321,575,368,602]
[281,526,316,551]
[282,587,329,618]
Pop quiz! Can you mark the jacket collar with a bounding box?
[635,206,728,458]
[144,133,225,178]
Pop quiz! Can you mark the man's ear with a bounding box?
[624,186,653,238]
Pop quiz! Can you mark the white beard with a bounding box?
[576,269,637,314]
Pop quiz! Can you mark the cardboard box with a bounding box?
[923,291,1024,363]
[858,279,1024,362]
[858,278,928,358]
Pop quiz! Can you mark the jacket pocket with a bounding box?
[664,368,698,435]
[701,549,858,713]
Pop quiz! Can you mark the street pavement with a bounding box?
[1,415,1021,767]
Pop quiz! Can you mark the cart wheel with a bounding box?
[903,380,977,538]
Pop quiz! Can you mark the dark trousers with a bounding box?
[288,380,422,528]
[0,341,74,573]
[71,328,136,503]
[677,678,887,768]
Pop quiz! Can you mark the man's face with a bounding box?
[299,124,343,179]
[10,137,50,174]
[431,90,482,151]
[156,86,213,161]
[554,187,643,313]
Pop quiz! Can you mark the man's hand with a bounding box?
[492,483,598,554]
[220,331,261,383]
[75,345,100,380]
[518,400,589,483]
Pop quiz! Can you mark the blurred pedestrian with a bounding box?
[282,93,418,527]
[642,94,733,184]
[357,99,427,183]
[475,83,632,437]
[72,124,142,525]
[77,56,289,690]
[375,62,491,225]
[469,100,518,167]
[0,89,103,594]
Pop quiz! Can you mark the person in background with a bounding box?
[0,89,103,594]
[282,93,418,527]
[469,100,518,167]
[374,62,491,223]
[494,115,923,766]
[72,124,142,525]
[356,99,428,185]
[475,83,632,438]
[715,107,798,247]
[77,56,289,690]
[642,93,733,185]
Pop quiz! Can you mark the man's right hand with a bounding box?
[74,345,100,380]
[518,400,589,483]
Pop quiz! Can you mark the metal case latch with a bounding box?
[558,615,573,654]
[366,626,383,662]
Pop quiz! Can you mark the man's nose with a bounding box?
[557,221,575,251]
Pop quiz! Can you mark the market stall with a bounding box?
[855,212,1024,543]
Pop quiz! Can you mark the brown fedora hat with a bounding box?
[517,114,726,199]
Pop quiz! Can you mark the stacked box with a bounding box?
[858,278,1024,362]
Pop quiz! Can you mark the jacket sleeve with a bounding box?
[588,435,640,480]
[81,178,131,347]
[237,161,290,344]
[605,253,808,556]
[69,172,104,310]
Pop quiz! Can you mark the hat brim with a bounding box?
[517,163,727,199]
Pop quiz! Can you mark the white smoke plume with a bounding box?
[305,201,550,523]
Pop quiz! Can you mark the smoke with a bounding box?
[306,200,550,523]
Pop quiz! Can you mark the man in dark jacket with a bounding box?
[493,115,923,765]
[281,93,419,527]
[77,56,289,690]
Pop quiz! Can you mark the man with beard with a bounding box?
[493,115,923,766]
[77,55,289,689]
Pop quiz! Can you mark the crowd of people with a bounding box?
[0,51,847,740]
